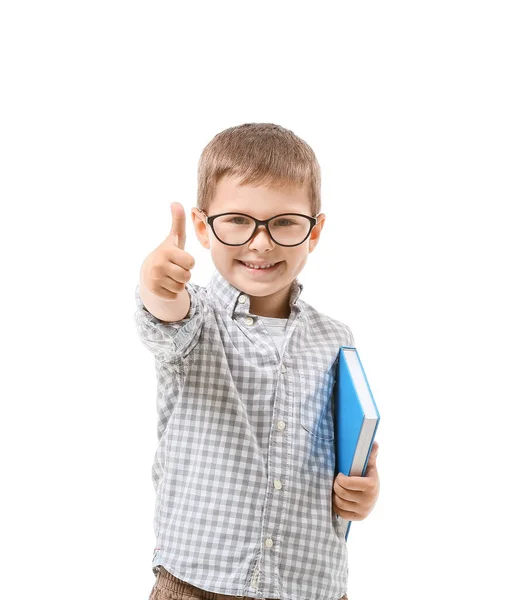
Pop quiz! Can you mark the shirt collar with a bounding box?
[206,268,304,319]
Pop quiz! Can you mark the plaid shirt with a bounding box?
[134,268,355,600]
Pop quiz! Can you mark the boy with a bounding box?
[135,123,380,600]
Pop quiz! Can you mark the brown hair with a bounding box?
[197,123,321,215]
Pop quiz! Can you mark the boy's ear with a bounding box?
[308,213,325,254]
[191,208,211,249]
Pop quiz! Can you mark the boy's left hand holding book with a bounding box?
[332,441,380,521]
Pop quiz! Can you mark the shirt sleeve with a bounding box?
[343,324,355,347]
[134,282,205,362]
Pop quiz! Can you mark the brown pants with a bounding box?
[149,566,348,600]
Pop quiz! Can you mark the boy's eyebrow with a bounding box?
[211,210,310,217]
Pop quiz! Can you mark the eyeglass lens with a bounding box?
[213,214,311,245]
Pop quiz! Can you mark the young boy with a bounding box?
[135,123,380,600]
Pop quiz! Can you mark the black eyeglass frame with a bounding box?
[198,209,319,247]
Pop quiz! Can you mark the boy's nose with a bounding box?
[248,225,274,249]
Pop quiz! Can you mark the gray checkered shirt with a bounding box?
[134,268,355,600]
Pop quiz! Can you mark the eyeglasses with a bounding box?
[198,210,319,247]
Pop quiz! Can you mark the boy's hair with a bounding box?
[197,123,321,216]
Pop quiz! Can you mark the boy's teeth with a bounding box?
[243,261,275,269]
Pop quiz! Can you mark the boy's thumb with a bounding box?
[170,202,186,250]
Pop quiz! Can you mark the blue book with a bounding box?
[334,346,380,541]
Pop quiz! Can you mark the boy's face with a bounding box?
[191,175,325,316]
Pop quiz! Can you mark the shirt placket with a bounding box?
[234,293,301,596]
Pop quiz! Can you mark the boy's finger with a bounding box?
[170,202,186,250]
[337,473,367,491]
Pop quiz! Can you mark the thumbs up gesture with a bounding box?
[140,202,196,300]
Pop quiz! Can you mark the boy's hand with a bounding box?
[141,202,196,300]
[332,441,380,521]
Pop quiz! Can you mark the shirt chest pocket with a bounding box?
[299,363,336,441]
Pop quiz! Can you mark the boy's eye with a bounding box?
[228,216,251,225]
[272,218,295,227]
[223,215,297,226]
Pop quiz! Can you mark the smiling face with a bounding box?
[192,175,325,318]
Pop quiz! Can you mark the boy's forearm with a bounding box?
[139,273,191,323]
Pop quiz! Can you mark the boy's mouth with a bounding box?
[237,260,283,273]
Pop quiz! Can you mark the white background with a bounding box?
[1,1,520,598]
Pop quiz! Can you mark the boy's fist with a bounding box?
[140,202,196,300]
[332,441,380,521]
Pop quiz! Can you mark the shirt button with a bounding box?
[281,364,287,373]
[264,537,273,548]
[277,420,286,430]
[238,295,247,304]
[244,317,254,326]
[274,479,282,490]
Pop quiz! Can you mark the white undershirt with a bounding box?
[258,315,288,355]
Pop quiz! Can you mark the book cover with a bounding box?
[334,346,380,541]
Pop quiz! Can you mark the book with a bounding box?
[334,346,380,541]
